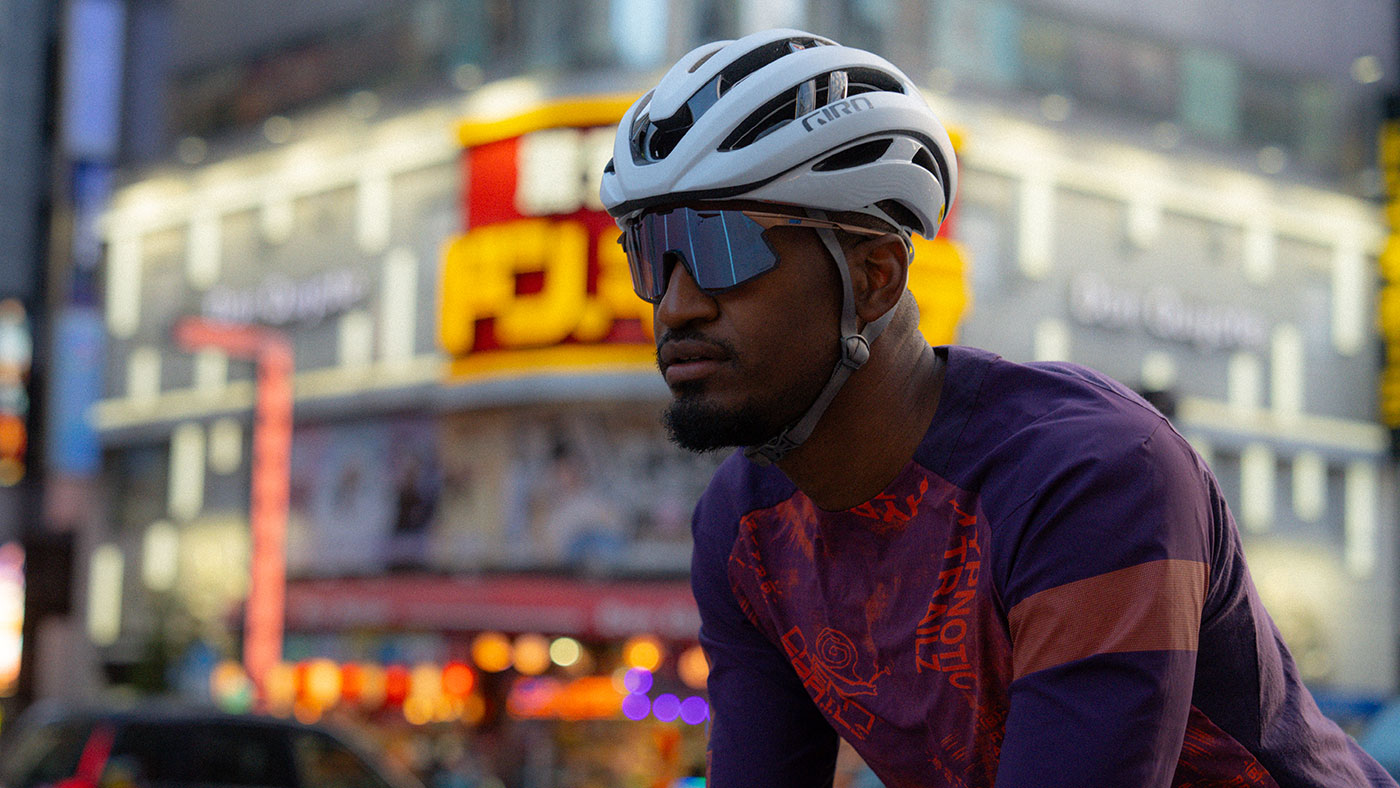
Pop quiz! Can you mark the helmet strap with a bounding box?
[744,216,897,466]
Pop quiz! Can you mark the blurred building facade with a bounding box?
[30,0,1400,781]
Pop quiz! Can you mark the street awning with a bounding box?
[282,574,700,641]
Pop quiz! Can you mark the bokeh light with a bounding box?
[403,693,434,725]
[263,663,297,715]
[678,645,709,689]
[339,663,365,705]
[383,665,411,706]
[680,696,709,725]
[549,636,582,667]
[304,658,341,708]
[622,667,653,695]
[651,693,680,723]
[293,699,322,724]
[621,692,650,721]
[356,663,386,709]
[622,635,663,671]
[472,632,513,673]
[513,634,551,676]
[442,661,476,698]
[410,663,442,699]
[210,661,253,713]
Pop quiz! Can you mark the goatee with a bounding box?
[662,383,782,453]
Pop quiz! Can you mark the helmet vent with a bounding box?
[719,75,840,151]
[644,114,692,161]
[876,199,926,237]
[912,147,939,178]
[688,48,721,73]
[844,67,906,96]
[631,37,834,163]
[813,139,893,171]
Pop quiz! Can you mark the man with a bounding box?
[600,28,1397,788]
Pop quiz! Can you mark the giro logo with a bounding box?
[801,96,874,131]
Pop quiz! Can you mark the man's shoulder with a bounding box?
[941,347,1197,499]
[960,351,1169,445]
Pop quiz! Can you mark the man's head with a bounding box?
[639,203,909,452]
[599,29,957,461]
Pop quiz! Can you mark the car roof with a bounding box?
[13,699,342,737]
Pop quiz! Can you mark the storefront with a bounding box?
[87,63,1396,786]
[86,80,974,783]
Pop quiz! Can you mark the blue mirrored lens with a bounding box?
[623,208,780,302]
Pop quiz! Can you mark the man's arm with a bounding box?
[692,485,840,788]
[992,424,1210,787]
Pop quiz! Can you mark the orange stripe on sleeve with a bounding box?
[1007,558,1208,680]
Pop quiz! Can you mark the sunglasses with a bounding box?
[620,207,900,304]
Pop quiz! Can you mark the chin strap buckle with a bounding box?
[841,334,871,369]
[743,430,801,467]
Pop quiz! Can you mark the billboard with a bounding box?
[438,94,971,379]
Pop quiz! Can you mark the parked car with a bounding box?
[0,701,425,788]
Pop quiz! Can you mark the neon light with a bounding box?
[623,667,653,695]
[680,696,709,725]
[651,693,680,723]
[621,693,650,721]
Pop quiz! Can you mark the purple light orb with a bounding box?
[680,696,709,725]
[652,693,681,722]
[622,692,651,721]
[623,667,654,695]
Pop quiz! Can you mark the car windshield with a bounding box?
[107,721,299,787]
[0,719,92,786]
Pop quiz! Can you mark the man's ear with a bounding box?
[850,235,910,323]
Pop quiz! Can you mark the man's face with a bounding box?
[651,214,842,453]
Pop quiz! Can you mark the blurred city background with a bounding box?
[0,0,1399,786]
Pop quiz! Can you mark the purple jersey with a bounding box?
[692,345,1395,788]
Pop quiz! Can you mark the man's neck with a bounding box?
[776,334,945,511]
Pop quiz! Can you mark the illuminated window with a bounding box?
[931,0,1023,90]
[611,0,669,67]
[1291,452,1326,523]
[1239,443,1276,533]
[1178,48,1240,143]
[1344,461,1377,577]
[1270,324,1303,418]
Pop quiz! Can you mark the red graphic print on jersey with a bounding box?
[851,477,932,533]
[781,627,887,740]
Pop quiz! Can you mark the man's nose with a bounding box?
[654,254,718,330]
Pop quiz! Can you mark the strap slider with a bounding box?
[841,334,871,369]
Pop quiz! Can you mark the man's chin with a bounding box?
[662,392,777,454]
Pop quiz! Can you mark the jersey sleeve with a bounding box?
[990,421,1211,788]
[691,476,840,788]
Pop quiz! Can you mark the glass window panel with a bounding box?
[1122,40,1178,118]
[931,0,1023,90]
[1240,68,1297,147]
[1019,14,1072,95]
[1294,79,1342,171]
[1179,47,1241,143]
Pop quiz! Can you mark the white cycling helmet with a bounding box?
[600,28,956,238]
[602,29,958,465]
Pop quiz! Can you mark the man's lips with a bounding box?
[658,338,731,386]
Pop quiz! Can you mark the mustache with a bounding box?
[655,328,740,369]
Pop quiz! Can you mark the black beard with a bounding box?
[662,383,785,453]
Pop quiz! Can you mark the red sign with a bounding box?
[283,574,700,641]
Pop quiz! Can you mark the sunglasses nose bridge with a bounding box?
[658,248,705,299]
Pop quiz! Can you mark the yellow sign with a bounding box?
[1379,119,1400,448]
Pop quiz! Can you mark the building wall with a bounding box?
[942,96,1394,692]
[79,0,1399,700]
